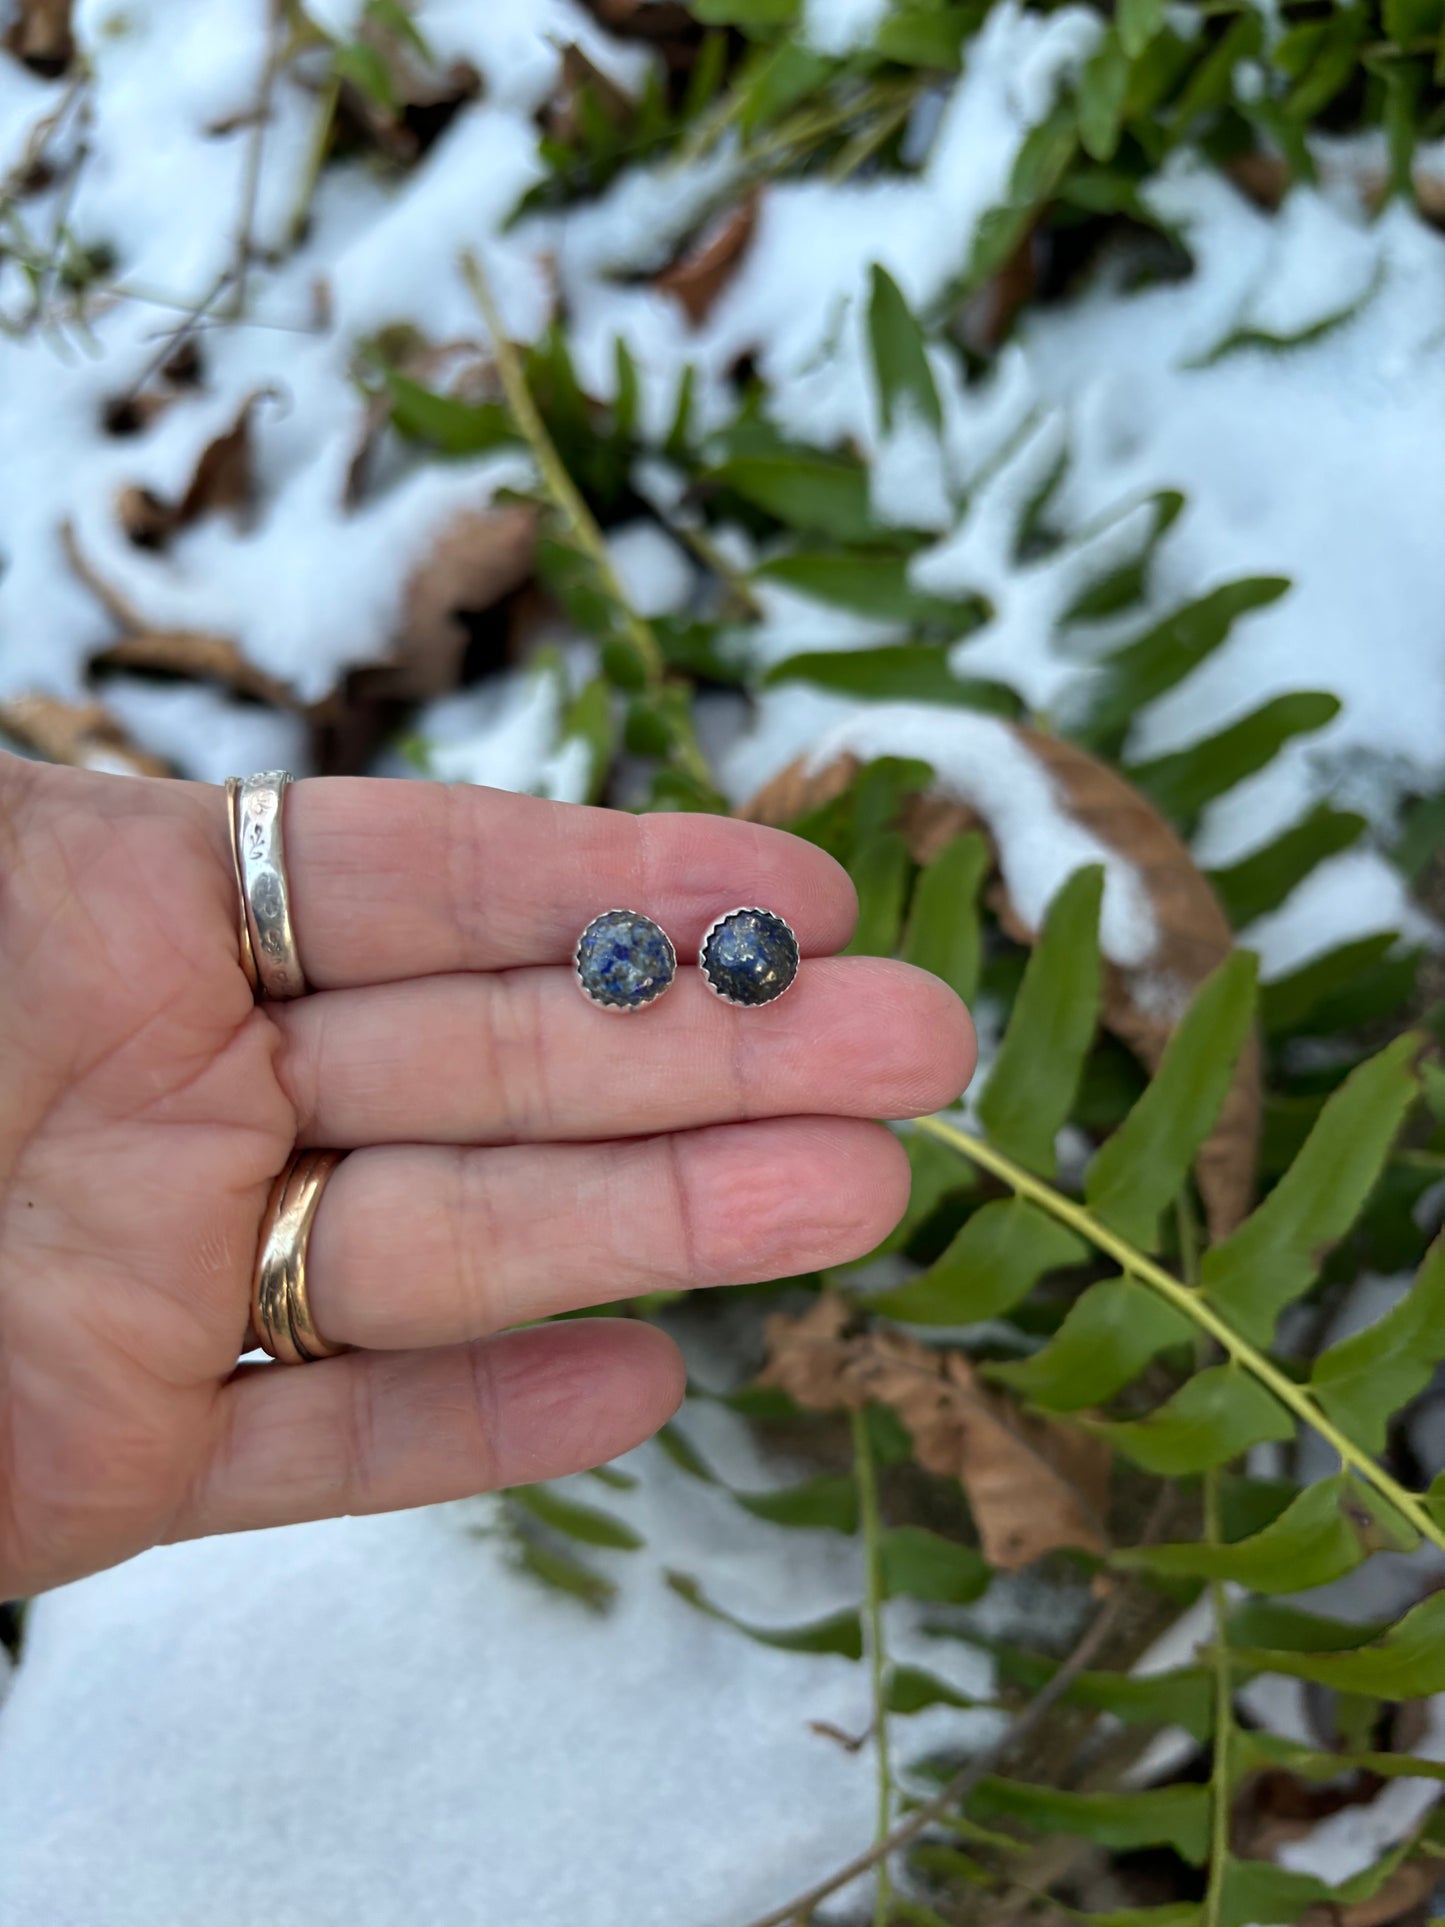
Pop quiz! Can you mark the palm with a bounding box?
[0,763,295,1587]
[0,753,973,1600]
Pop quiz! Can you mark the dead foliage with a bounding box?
[385,503,540,702]
[332,21,480,161]
[657,193,761,325]
[0,694,166,776]
[744,729,1261,1239]
[62,521,297,712]
[759,1294,1110,1569]
[114,393,264,549]
[4,0,73,71]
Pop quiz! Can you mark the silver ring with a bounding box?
[231,770,307,1000]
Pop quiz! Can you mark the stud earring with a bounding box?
[698,906,800,1008]
[574,909,677,1011]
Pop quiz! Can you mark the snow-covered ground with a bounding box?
[2,0,1443,1919]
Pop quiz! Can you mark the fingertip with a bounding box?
[869,961,978,1118]
[488,1319,686,1475]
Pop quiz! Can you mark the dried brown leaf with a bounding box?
[1019,731,1260,1240]
[384,502,540,701]
[1298,1859,1438,1927]
[62,521,297,710]
[657,194,761,327]
[5,0,73,68]
[175,398,257,526]
[111,394,263,551]
[742,728,1260,1239]
[0,695,166,776]
[759,1296,1110,1569]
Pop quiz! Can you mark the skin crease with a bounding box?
[0,752,976,1598]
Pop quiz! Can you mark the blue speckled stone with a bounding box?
[700,908,799,1008]
[575,910,676,1010]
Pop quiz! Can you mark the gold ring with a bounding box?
[252,1150,348,1365]
[224,778,260,996]
[232,770,308,1001]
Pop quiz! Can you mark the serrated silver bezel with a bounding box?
[697,905,800,1009]
[574,908,677,1013]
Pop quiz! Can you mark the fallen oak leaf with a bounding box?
[742,722,1260,1239]
[758,1295,1110,1569]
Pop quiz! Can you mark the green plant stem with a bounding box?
[912,1116,1445,1557]
[739,1578,1135,1927]
[851,1406,893,1927]
[1203,1467,1232,1927]
[288,70,340,248]
[460,248,714,793]
[1178,1199,1231,1927]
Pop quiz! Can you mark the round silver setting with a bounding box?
[697,905,800,1010]
[573,908,678,1014]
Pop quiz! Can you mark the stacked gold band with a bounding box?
[252,1150,348,1365]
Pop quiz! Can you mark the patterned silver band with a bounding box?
[232,770,308,1001]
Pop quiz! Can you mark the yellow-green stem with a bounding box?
[912,1116,1445,1557]
[1179,1201,1231,1927]
[460,249,714,793]
[851,1406,893,1927]
[1203,1467,1232,1927]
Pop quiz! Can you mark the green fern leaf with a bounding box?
[978,865,1103,1175]
[1201,1034,1420,1344]
[988,1275,1193,1411]
[869,1196,1087,1323]
[1085,1364,1293,1475]
[1085,950,1258,1250]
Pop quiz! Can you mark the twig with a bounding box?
[460,247,715,793]
[913,1115,1445,1558]
[0,66,88,207]
[231,0,287,316]
[851,1408,893,1927]
[286,70,341,248]
[740,1583,1135,1927]
[111,0,286,405]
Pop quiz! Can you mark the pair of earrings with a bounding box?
[575,906,799,1014]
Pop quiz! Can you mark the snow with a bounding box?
[1027,163,1445,883]
[3,0,1445,1910]
[802,0,892,57]
[606,518,696,618]
[0,1411,997,1927]
[1276,1697,1445,1886]
[802,704,1160,967]
[1239,850,1437,980]
[417,663,593,803]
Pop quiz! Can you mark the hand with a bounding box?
[0,753,975,1597]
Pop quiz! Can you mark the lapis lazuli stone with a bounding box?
[575,910,676,1010]
[700,908,800,1008]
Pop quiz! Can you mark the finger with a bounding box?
[273,957,976,1148]
[178,1320,683,1539]
[222,778,858,989]
[305,1117,910,1351]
